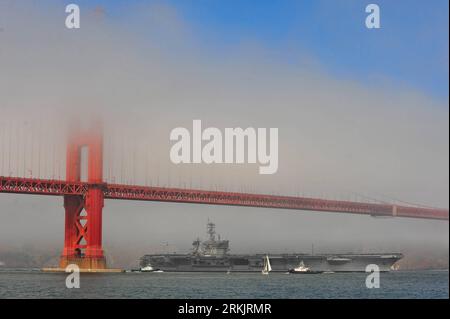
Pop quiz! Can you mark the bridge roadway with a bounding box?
[1,176,447,220]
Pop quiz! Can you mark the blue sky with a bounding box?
[73,0,449,100]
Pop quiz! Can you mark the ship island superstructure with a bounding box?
[140,221,403,273]
[192,221,230,257]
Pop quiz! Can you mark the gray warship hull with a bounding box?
[140,221,403,272]
[140,253,403,273]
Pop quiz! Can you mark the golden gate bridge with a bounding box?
[0,120,447,271]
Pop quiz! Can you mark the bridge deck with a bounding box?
[0,176,448,220]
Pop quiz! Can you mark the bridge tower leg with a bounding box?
[59,122,106,270]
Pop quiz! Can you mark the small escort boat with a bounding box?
[140,265,163,273]
[288,261,323,274]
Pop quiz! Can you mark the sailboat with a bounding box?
[261,255,272,275]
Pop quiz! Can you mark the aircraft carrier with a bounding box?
[140,221,403,273]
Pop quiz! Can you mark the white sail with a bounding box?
[262,255,271,274]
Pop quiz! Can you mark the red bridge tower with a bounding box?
[59,122,106,270]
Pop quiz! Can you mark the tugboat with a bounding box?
[288,261,323,274]
[140,265,163,273]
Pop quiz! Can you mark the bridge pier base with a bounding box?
[59,256,107,270]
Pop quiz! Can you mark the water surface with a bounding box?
[0,269,447,299]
